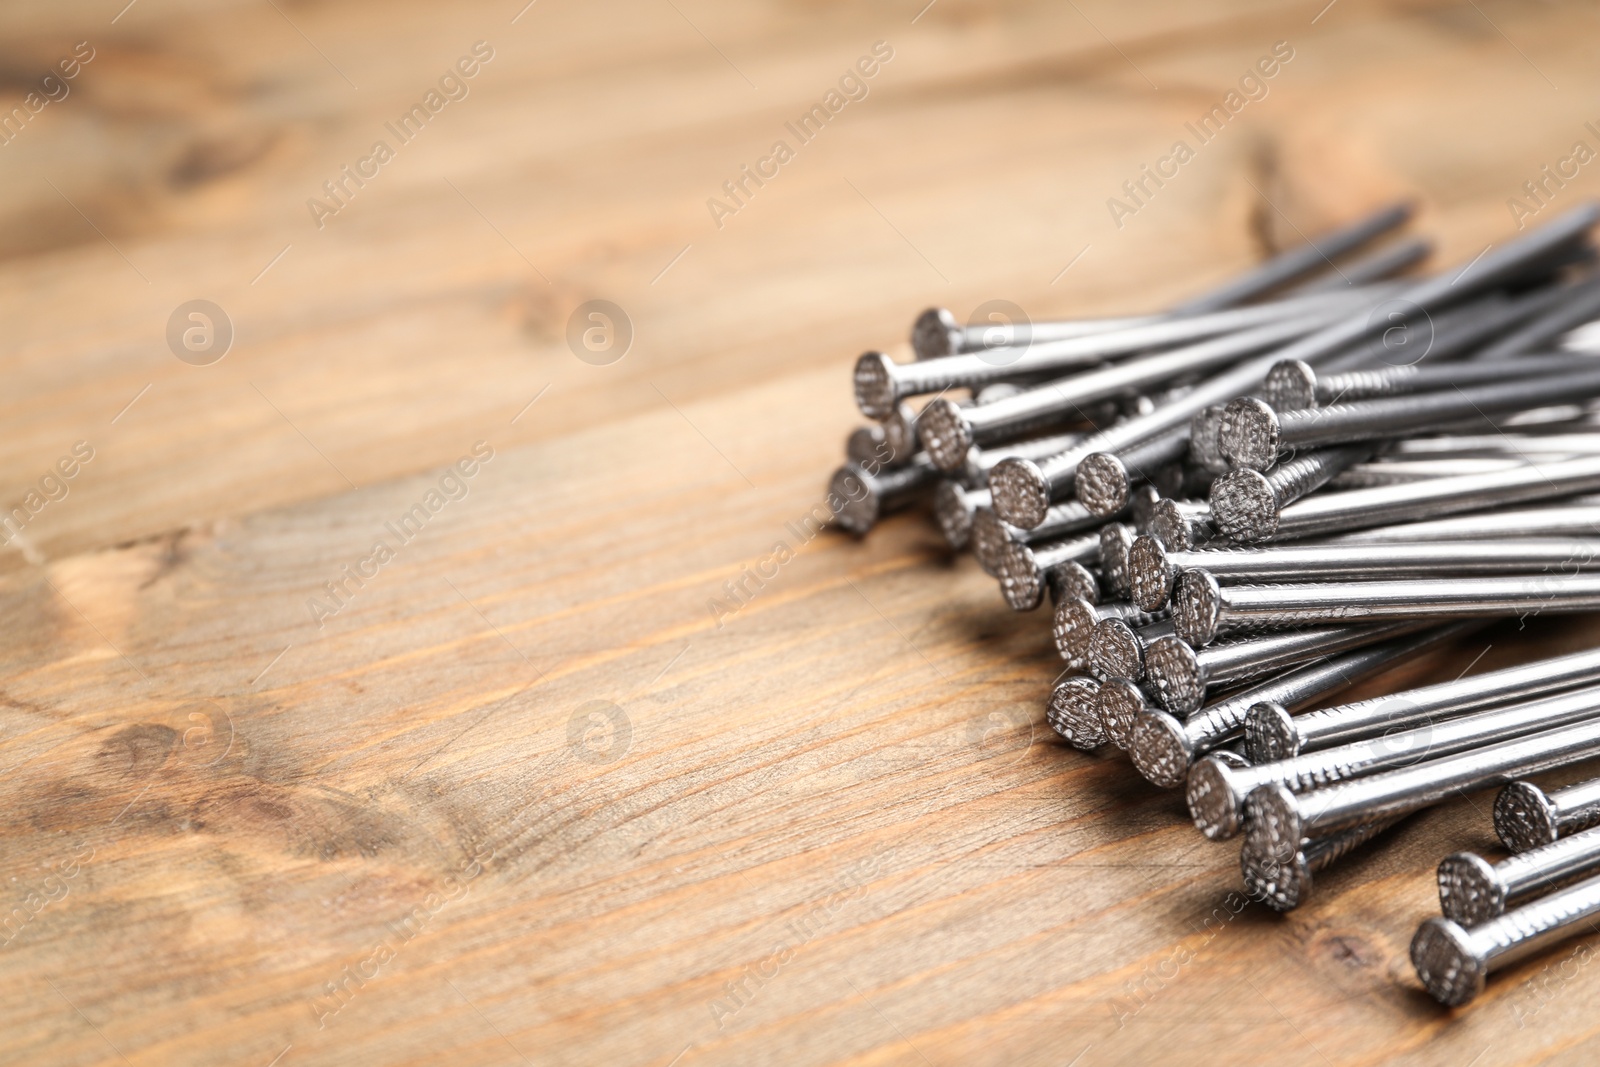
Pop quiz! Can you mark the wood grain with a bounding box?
[5,0,1600,1064]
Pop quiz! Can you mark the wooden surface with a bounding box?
[6,1,1600,1064]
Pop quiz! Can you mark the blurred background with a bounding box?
[4,2,1600,1065]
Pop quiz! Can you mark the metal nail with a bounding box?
[997,539,1098,612]
[1053,597,1164,671]
[933,482,988,549]
[1220,366,1600,472]
[1249,643,1600,762]
[1326,457,1537,489]
[1468,275,1600,362]
[1126,628,1456,787]
[1441,824,1600,926]
[1412,872,1600,1006]
[1240,716,1600,868]
[855,296,1359,420]
[1046,676,1105,749]
[1321,493,1600,544]
[1495,775,1600,853]
[911,306,1157,360]
[1087,617,1176,682]
[1194,682,1600,841]
[1145,621,1422,716]
[828,460,939,535]
[1171,201,1417,313]
[1147,497,1215,551]
[1131,536,1600,613]
[1075,425,1196,518]
[1207,445,1372,542]
[1173,569,1600,647]
[1098,523,1137,598]
[1240,818,1401,912]
[971,507,1101,578]
[919,311,1348,472]
[1261,352,1600,412]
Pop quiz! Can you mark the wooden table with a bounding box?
[4,1,1600,1063]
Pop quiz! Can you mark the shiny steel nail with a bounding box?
[1220,367,1600,472]
[855,297,1353,420]
[828,460,938,535]
[996,535,1101,612]
[1087,617,1176,682]
[1173,569,1600,647]
[1053,597,1165,670]
[1144,621,1419,716]
[919,312,1342,472]
[1319,493,1600,544]
[1249,644,1600,762]
[1098,523,1137,598]
[1171,201,1416,313]
[933,482,988,549]
[1495,776,1600,853]
[1126,628,1455,788]
[1207,445,1372,542]
[1147,497,1215,551]
[1075,425,1196,517]
[1228,457,1600,547]
[997,539,1098,612]
[1441,826,1600,926]
[1193,684,1600,840]
[1412,873,1600,1006]
[971,507,1102,578]
[1241,716,1600,867]
[1046,676,1105,749]
[1131,537,1600,613]
[1240,819,1400,912]
[1261,352,1600,411]
[911,306,1156,360]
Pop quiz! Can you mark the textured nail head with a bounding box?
[881,403,919,460]
[1262,359,1319,412]
[1190,405,1230,474]
[829,465,880,535]
[853,351,898,420]
[1208,467,1281,542]
[1128,535,1177,612]
[1052,597,1099,667]
[1220,396,1282,471]
[1244,701,1300,762]
[1150,497,1207,550]
[1186,754,1250,840]
[1128,709,1195,789]
[989,457,1052,530]
[1099,523,1136,598]
[1240,844,1316,912]
[919,398,973,473]
[912,307,960,359]
[1173,569,1224,646]
[997,541,1048,612]
[1144,634,1208,714]
[970,508,1015,577]
[1410,917,1488,1007]
[1089,619,1144,681]
[933,481,977,549]
[1097,678,1148,748]
[1046,676,1105,749]
[1241,783,1303,866]
[1076,452,1132,517]
[1053,561,1100,607]
[1493,781,1561,853]
[1437,851,1506,927]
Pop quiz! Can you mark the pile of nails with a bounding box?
[830,199,1600,1007]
